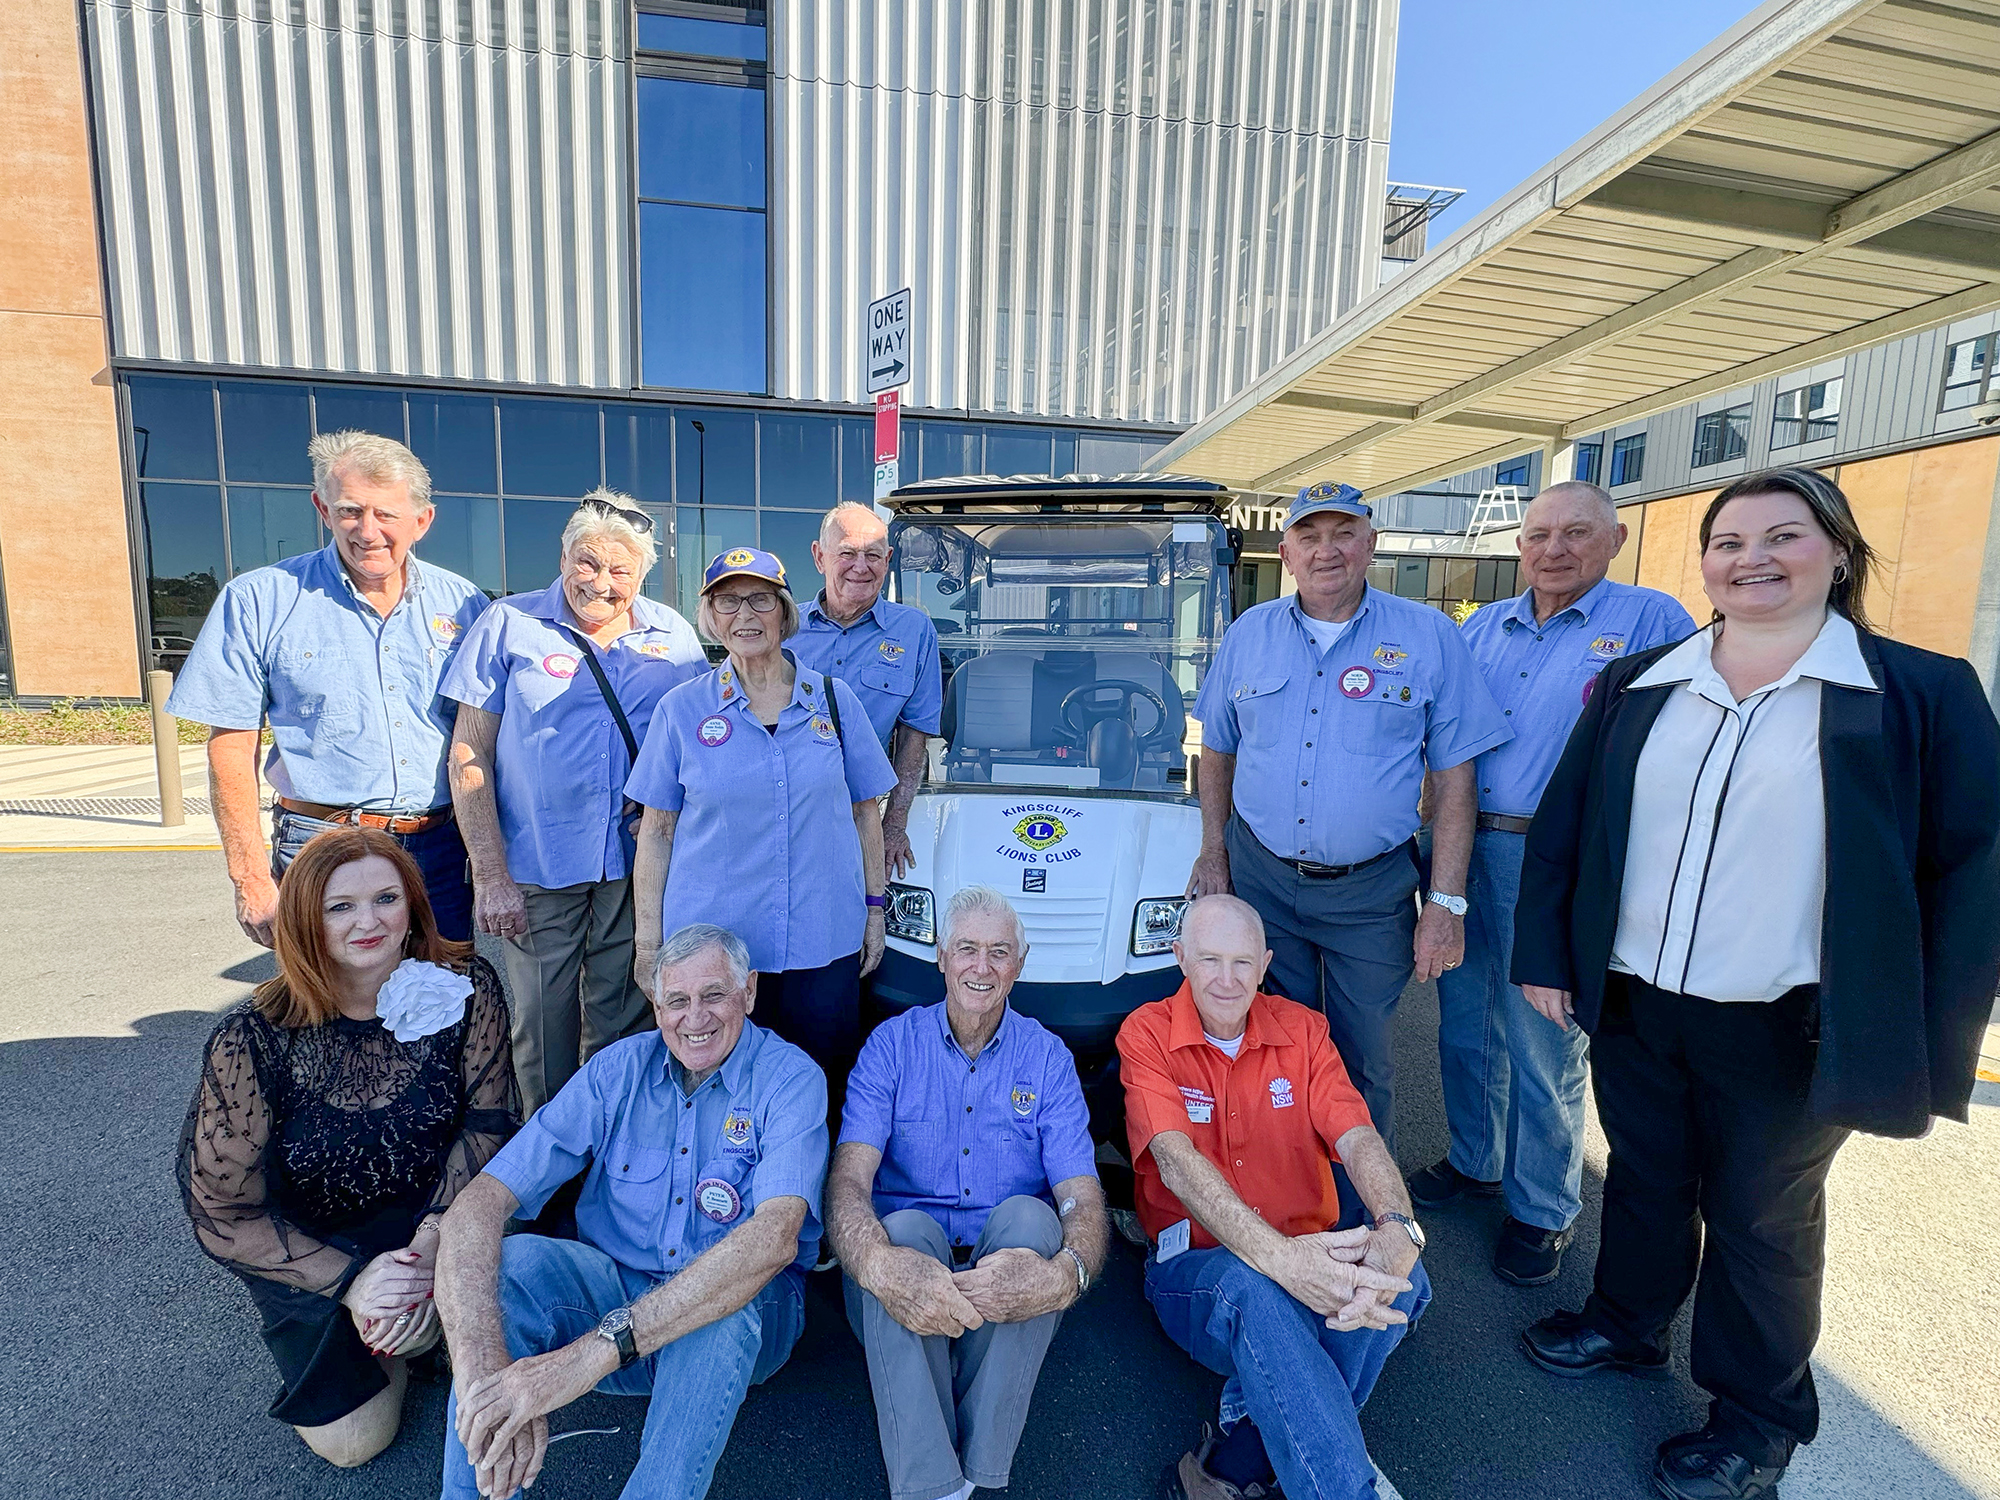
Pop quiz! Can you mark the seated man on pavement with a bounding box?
[827,885,1109,1500]
[434,922,828,1500]
[1118,894,1430,1500]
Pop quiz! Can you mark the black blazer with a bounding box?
[1512,624,2000,1138]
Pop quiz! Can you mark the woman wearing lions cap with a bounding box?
[627,546,897,1109]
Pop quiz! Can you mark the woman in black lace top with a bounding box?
[180,826,518,1467]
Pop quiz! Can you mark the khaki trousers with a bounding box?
[501,875,650,1116]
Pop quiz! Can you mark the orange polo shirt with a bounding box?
[1117,982,1374,1249]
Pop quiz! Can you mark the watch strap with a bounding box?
[1058,1244,1090,1296]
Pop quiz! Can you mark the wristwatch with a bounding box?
[1425,890,1468,918]
[595,1305,639,1369]
[1058,1244,1091,1298]
[1373,1212,1426,1250]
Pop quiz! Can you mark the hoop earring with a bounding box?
[1832,563,1849,583]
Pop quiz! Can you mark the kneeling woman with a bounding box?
[179,827,519,1466]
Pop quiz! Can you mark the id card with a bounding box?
[1156,1218,1192,1262]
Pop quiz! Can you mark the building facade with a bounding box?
[5,0,1399,699]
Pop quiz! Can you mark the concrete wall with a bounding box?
[1,0,139,698]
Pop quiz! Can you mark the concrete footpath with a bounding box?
[0,743,232,849]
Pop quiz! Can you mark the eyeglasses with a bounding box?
[576,496,655,534]
[710,590,782,615]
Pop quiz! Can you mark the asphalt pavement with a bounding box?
[1,850,1993,1500]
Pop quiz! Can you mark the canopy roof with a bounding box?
[1149,0,2000,498]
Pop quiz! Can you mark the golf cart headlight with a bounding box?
[1132,897,1189,956]
[885,883,935,945]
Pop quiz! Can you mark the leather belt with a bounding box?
[1477,812,1534,835]
[1276,840,1409,880]
[276,797,455,835]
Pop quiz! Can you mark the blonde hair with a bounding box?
[563,487,658,575]
[308,429,433,509]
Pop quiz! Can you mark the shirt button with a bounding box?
[963,1187,971,1196]
[684,1100,692,1109]
[680,1146,689,1155]
[1311,708,1318,714]
[621,1163,630,1172]
[1520,671,1528,678]
[965,1105,972,1112]
[1236,1160,1243,1167]
[676,1196,684,1205]
[1300,780,1308,787]
[963,1146,971,1155]
[669,1248,677,1257]
[1483,786,1491,794]
[1505,709,1513,715]
[969,1063,976,1072]
[1304,741,1311,748]
[1316,670,1323,677]
[1298,818,1306,824]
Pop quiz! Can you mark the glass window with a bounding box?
[840,417,876,503]
[637,12,767,60]
[141,483,226,644]
[226,487,322,574]
[759,414,838,509]
[1572,441,1602,486]
[499,398,601,497]
[1494,457,1529,488]
[1051,430,1079,476]
[640,204,767,392]
[758,508,825,587]
[675,409,756,507]
[1941,334,1995,411]
[420,496,504,597]
[1394,557,1428,599]
[918,421,984,479]
[604,404,677,503]
[675,506,757,615]
[218,382,313,484]
[1075,431,1166,474]
[128,376,217,480]
[312,385,406,443]
[1691,405,1751,467]
[638,77,765,209]
[502,497,576,595]
[984,426,1055,477]
[1609,433,1646,487]
[637,503,678,603]
[1772,380,1842,448]
[410,393,498,494]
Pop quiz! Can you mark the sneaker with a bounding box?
[1653,1426,1786,1498]
[1161,1423,1285,1500]
[1492,1215,1573,1286]
[1406,1157,1502,1207]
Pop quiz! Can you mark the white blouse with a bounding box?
[1610,614,1877,1003]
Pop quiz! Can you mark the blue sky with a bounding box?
[1390,0,1762,240]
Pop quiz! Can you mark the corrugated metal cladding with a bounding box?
[86,0,631,387]
[770,0,1395,425]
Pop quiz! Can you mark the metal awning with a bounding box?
[1148,0,2000,498]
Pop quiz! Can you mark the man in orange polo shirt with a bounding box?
[1118,895,1431,1500]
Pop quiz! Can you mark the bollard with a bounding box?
[147,669,185,828]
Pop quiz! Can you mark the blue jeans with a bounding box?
[1145,1246,1430,1500]
[439,1236,804,1500]
[271,806,473,943]
[1433,829,1589,1230]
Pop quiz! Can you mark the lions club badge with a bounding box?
[694,1177,743,1223]
[1590,634,1626,659]
[1013,814,1067,851]
[639,642,674,659]
[810,715,837,742]
[697,715,733,747]
[1371,644,1407,670]
[542,653,579,679]
[878,639,906,661]
[722,1109,754,1149]
[1010,1084,1037,1117]
[431,614,462,642]
[1338,666,1375,699]
[723,548,756,568]
[1268,1076,1296,1109]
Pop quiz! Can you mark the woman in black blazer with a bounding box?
[1510,466,2000,1500]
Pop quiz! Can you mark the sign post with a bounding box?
[867,288,912,501]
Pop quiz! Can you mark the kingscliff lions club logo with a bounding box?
[810,715,837,742]
[639,642,675,659]
[1338,666,1375,699]
[542,653,579,679]
[722,1109,754,1149]
[1011,1085,1037,1117]
[1590,635,1627,659]
[723,548,756,568]
[1014,814,1067,851]
[878,639,906,662]
[697,715,733,747]
[1371,644,1408,670]
[431,614,463,642]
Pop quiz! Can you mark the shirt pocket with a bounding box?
[272,644,362,735]
[889,1114,941,1184]
[604,1145,672,1243]
[1230,676,1290,751]
[1337,694,1425,757]
[858,660,913,699]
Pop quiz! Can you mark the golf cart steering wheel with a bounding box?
[1056,679,1176,750]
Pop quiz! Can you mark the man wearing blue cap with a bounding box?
[1187,481,1510,1155]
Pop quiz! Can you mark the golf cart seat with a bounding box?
[942,645,1185,789]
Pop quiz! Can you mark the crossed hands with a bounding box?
[870,1244,1074,1337]
[342,1230,440,1357]
[1280,1225,1416,1331]
[454,1340,606,1499]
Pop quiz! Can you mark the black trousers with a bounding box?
[755,949,865,1120]
[1583,975,1848,1466]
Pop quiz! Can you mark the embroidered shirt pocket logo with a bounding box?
[1268,1076,1295,1109]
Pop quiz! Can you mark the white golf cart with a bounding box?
[870,473,1243,1063]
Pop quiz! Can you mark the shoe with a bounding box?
[1112,1206,1150,1248]
[1520,1309,1670,1379]
[1406,1157,1502,1207]
[1652,1427,1786,1498]
[1161,1424,1285,1500]
[1492,1216,1574,1287]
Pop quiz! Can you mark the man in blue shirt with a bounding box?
[827,887,1108,1500]
[787,502,943,877]
[1411,481,1696,1288]
[169,430,489,943]
[1189,481,1510,1156]
[435,922,828,1500]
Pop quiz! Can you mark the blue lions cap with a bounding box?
[702,546,789,593]
[1284,480,1372,529]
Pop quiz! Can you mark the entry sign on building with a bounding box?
[866,287,912,395]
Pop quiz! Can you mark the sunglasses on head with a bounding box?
[577,496,655,534]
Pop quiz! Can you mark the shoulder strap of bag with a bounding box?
[822,673,844,746]
[554,622,640,765]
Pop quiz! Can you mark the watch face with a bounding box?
[600,1307,631,1336]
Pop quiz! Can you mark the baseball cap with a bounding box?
[702,547,789,593]
[1284,480,1373,529]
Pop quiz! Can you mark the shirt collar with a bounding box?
[1628,613,1878,700]
[1286,586,1373,640]
[1500,576,1611,632]
[322,542,423,613]
[661,1019,762,1099]
[1165,981,1272,1053]
[933,998,1012,1060]
[712,652,827,716]
[806,591,885,631]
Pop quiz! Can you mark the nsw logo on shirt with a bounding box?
[1268,1076,1295,1109]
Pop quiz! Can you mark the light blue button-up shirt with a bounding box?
[1196,588,1512,866]
[168,545,488,812]
[1460,578,1697,817]
[788,593,944,752]
[840,1002,1098,1249]
[625,655,900,973]
[483,1020,829,1276]
[438,579,705,888]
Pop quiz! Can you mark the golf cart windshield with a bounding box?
[889,512,1231,794]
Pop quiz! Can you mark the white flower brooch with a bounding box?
[375,959,474,1042]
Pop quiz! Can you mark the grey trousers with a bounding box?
[500,875,649,1116]
[844,1196,1066,1500]
[1226,814,1419,1155]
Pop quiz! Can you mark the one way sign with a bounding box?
[866,287,912,395]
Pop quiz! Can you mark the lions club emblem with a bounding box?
[723,548,755,568]
[722,1109,754,1148]
[541,653,579,679]
[1590,635,1626,659]
[697,715,733,747]
[1371,644,1407,669]
[1013,815,1067,851]
[1010,1085,1037,1117]
[878,640,906,661]
[431,614,462,641]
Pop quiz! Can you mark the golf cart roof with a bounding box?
[886,472,1250,516]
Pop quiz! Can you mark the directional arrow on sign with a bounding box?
[866,288,912,395]
[870,358,906,385]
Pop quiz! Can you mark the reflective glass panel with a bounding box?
[984,426,1054,478]
[638,503,678,603]
[141,483,226,643]
[226,487,322,574]
[421,495,504,597]
[636,13,767,60]
[500,398,601,498]
[675,506,757,617]
[128,376,217,480]
[1075,431,1165,474]
[1573,441,1602,485]
[503,497,576,595]
[840,417,876,503]
[640,204,767,393]
[1051,430,1078,476]
[604,404,677,503]
[675,408,755,507]
[313,385,406,442]
[637,77,765,209]
[219,382,313,483]
[759,414,837,509]
[1609,433,1646,487]
[918,422,983,479]
[410,393,498,493]
[758,508,824,588]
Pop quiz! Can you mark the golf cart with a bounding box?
[869,473,1244,1063]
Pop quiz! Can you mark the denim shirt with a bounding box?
[789,594,944,752]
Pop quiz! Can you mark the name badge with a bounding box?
[1156,1218,1192,1262]
[694,1177,743,1223]
[1178,1084,1214,1125]
[697,715,733,747]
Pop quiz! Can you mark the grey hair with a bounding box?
[308,430,433,509]
[562,487,658,575]
[1529,480,1618,529]
[653,923,752,992]
[697,584,801,645]
[938,885,1027,950]
[819,501,889,549]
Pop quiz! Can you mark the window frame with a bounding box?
[1771,379,1842,449]
[1690,404,1751,468]
[1939,333,1997,413]
[1609,432,1646,488]
[1493,457,1530,489]
[1572,440,1602,486]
